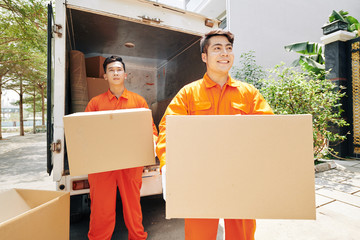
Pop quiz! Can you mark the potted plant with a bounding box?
[322,10,359,36]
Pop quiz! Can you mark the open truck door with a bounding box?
[47,2,53,176]
[49,0,219,216]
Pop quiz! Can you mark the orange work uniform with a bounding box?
[156,73,273,240]
[85,89,157,240]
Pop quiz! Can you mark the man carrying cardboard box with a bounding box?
[85,56,157,240]
[156,30,273,240]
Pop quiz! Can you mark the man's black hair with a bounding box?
[200,29,234,54]
[103,56,126,73]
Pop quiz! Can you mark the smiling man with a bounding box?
[85,56,157,240]
[156,29,273,239]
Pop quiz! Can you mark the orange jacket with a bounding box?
[156,73,273,169]
[86,88,158,137]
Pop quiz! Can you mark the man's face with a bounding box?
[103,61,127,86]
[201,35,234,74]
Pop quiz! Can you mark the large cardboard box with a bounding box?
[63,108,155,176]
[86,77,109,100]
[85,56,106,78]
[166,114,316,220]
[0,189,69,240]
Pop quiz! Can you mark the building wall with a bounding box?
[227,0,360,70]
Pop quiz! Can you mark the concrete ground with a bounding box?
[255,159,360,240]
[0,133,359,239]
[0,133,55,190]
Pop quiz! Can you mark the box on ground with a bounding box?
[166,114,316,220]
[0,189,69,240]
[85,56,106,78]
[86,77,109,100]
[63,108,155,176]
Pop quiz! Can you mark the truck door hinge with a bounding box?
[51,140,62,153]
[138,15,162,24]
[52,24,63,38]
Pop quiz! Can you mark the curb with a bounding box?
[314,160,337,173]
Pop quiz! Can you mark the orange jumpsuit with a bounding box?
[156,73,273,240]
[85,89,157,240]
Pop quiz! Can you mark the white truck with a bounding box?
[47,0,219,216]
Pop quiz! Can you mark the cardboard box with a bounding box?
[166,114,316,220]
[86,77,109,100]
[63,108,155,176]
[85,56,106,78]
[0,189,69,240]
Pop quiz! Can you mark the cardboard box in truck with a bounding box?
[85,56,106,78]
[0,189,69,240]
[86,77,109,100]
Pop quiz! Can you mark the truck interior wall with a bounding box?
[157,41,206,102]
[123,63,157,107]
[152,41,205,126]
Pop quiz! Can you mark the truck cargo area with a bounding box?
[65,8,206,124]
[62,7,207,179]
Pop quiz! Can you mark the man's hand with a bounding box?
[161,165,166,201]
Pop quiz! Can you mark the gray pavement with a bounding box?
[255,160,360,240]
[0,133,360,239]
[0,132,55,191]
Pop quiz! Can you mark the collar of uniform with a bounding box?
[203,73,241,88]
[121,88,129,99]
[227,76,242,87]
[203,73,219,88]
[106,88,129,100]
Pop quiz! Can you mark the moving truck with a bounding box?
[47,0,219,216]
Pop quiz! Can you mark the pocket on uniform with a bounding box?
[231,102,250,115]
[191,101,212,114]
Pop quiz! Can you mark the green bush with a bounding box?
[232,50,265,90]
[260,64,349,159]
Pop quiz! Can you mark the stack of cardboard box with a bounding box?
[85,56,109,100]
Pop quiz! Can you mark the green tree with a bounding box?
[260,65,348,159]
[23,58,47,133]
[232,50,265,89]
[0,0,47,139]
[0,0,48,53]
[5,55,46,135]
[5,66,29,136]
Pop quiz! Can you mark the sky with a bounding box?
[1,90,19,108]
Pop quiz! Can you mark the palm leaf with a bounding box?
[346,16,359,25]
[329,10,346,23]
[299,56,325,70]
[349,23,360,32]
[285,42,323,56]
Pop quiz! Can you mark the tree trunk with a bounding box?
[0,76,2,140]
[41,85,45,126]
[19,78,24,136]
[33,86,36,134]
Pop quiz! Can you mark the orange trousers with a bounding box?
[185,218,256,240]
[88,167,147,240]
